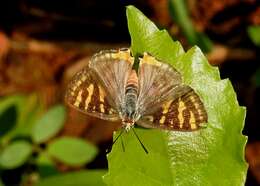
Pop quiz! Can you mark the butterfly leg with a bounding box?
[120,135,125,152]
[106,129,124,153]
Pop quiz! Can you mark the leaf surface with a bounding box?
[248,26,260,46]
[47,137,98,166]
[36,170,106,186]
[32,105,65,143]
[104,5,248,186]
[0,141,32,169]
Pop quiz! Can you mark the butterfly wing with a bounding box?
[136,53,207,131]
[136,89,208,131]
[89,49,134,113]
[65,64,120,121]
[136,53,190,115]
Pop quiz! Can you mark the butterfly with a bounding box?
[65,48,208,134]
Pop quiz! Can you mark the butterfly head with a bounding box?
[122,119,134,132]
[120,109,140,132]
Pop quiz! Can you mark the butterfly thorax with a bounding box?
[121,70,140,131]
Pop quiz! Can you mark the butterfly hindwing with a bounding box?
[65,66,120,121]
[137,88,208,131]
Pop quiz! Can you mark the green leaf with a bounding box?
[127,5,184,60]
[247,26,260,46]
[0,95,24,114]
[0,95,25,140]
[0,179,3,186]
[0,141,32,169]
[36,153,58,177]
[32,105,65,143]
[104,5,248,186]
[36,170,106,186]
[47,137,98,166]
[0,94,43,141]
[15,94,43,137]
[0,105,17,137]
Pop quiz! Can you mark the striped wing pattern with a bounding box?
[65,49,134,121]
[65,67,120,121]
[65,48,208,131]
[137,89,208,131]
[136,53,208,131]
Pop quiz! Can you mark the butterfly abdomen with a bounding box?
[124,70,139,120]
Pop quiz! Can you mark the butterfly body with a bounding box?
[65,49,208,132]
[120,70,140,131]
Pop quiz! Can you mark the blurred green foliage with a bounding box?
[0,141,32,169]
[248,26,260,88]
[32,105,65,143]
[0,105,16,137]
[168,0,213,52]
[0,95,103,185]
[36,170,106,186]
[104,5,247,186]
[254,68,260,87]
[47,137,98,166]
[247,26,260,47]
[36,153,59,178]
[0,95,26,140]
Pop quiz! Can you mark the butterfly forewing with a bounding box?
[89,49,134,112]
[137,53,190,116]
[65,65,120,121]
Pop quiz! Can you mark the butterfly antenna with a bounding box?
[106,129,124,153]
[112,129,124,145]
[132,128,148,154]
